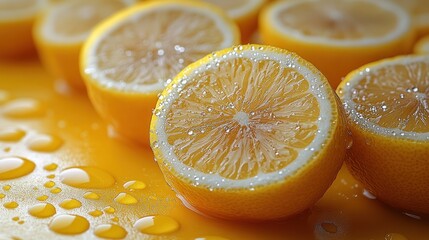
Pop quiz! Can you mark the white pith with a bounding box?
[154,48,334,189]
[203,0,264,18]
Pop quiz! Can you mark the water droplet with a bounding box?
[0,156,35,180]
[195,236,229,240]
[46,174,55,179]
[28,203,56,218]
[12,216,19,221]
[103,206,115,214]
[27,134,63,152]
[0,193,5,199]
[18,220,24,225]
[188,130,194,136]
[50,187,62,194]
[0,127,26,141]
[134,215,180,235]
[321,222,337,233]
[94,224,128,239]
[49,214,89,235]
[83,192,100,200]
[111,217,119,222]
[60,166,115,189]
[3,185,11,191]
[43,163,58,171]
[385,233,408,240]
[59,198,82,209]
[123,180,146,191]
[114,193,138,205]
[44,181,55,188]
[2,98,45,118]
[36,195,49,201]
[362,189,376,199]
[89,210,103,217]
[4,201,19,209]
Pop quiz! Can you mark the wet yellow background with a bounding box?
[1,58,428,239]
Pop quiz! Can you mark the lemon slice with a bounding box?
[150,45,348,220]
[414,35,429,54]
[259,0,414,87]
[33,0,133,90]
[81,1,240,145]
[389,0,429,37]
[0,0,46,58]
[202,0,266,42]
[337,55,429,214]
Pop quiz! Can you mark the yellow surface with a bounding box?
[1,57,429,239]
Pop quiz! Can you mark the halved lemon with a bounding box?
[259,0,414,88]
[389,0,429,38]
[80,1,240,145]
[33,0,133,90]
[150,45,348,220]
[202,0,266,43]
[337,55,429,214]
[0,0,46,58]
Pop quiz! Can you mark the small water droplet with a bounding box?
[111,217,119,222]
[94,224,128,239]
[49,214,89,235]
[44,163,58,171]
[89,209,103,217]
[60,166,115,189]
[28,203,56,218]
[59,198,82,209]
[36,195,49,201]
[83,192,100,200]
[0,193,5,199]
[27,134,63,152]
[134,215,180,235]
[103,206,115,214]
[4,201,18,209]
[12,216,19,221]
[3,98,45,118]
[44,181,55,188]
[0,156,35,180]
[46,174,55,179]
[50,187,62,194]
[0,127,26,141]
[114,193,138,205]
[17,220,24,225]
[123,180,146,191]
[188,130,194,136]
[3,185,11,191]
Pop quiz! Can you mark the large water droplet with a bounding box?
[0,127,26,141]
[49,214,89,235]
[133,215,179,235]
[27,134,63,152]
[2,98,45,118]
[3,201,18,209]
[114,193,138,205]
[28,203,56,218]
[0,156,35,180]
[60,166,115,189]
[94,224,128,239]
[123,180,146,191]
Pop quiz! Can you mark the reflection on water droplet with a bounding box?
[403,212,421,220]
[3,185,11,191]
[83,192,100,200]
[103,206,115,214]
[89,210,103,217]
[44,181,55,188]
[385,233,408,240]
[60,198,82,210]
[44,163,58,171]
[60,167,115,189]
[28,203,56,218]
[195,236,229,240]
[94,224,128,239]
[49,214,89,235]
[36,195,49,201]
[0,127,26,141]
[27,134,63,152]
[321,222,337,233]
[50,187,62,194]
[134,215,180,235]
[4,201,19,209]
[0,156,35,180]
[114,193,137,205]
[3,98,45,118]
[123,180,146,191]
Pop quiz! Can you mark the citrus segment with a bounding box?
[81,1,240,145]
[259,0,414,87]
[33,0,132,90]
[150,45,348,220]
[0,0,46,58]
[337,55,429,214]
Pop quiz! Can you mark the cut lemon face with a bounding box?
[81,1,240,145]
[0,0,46,58]
[413,35,429,54]
[33,0,132,90]
[150,45,348,220]
[337,55,429,214]
[202,0,266,42]
[259,0,414,88]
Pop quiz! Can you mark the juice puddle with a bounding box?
[1,59,428,239]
